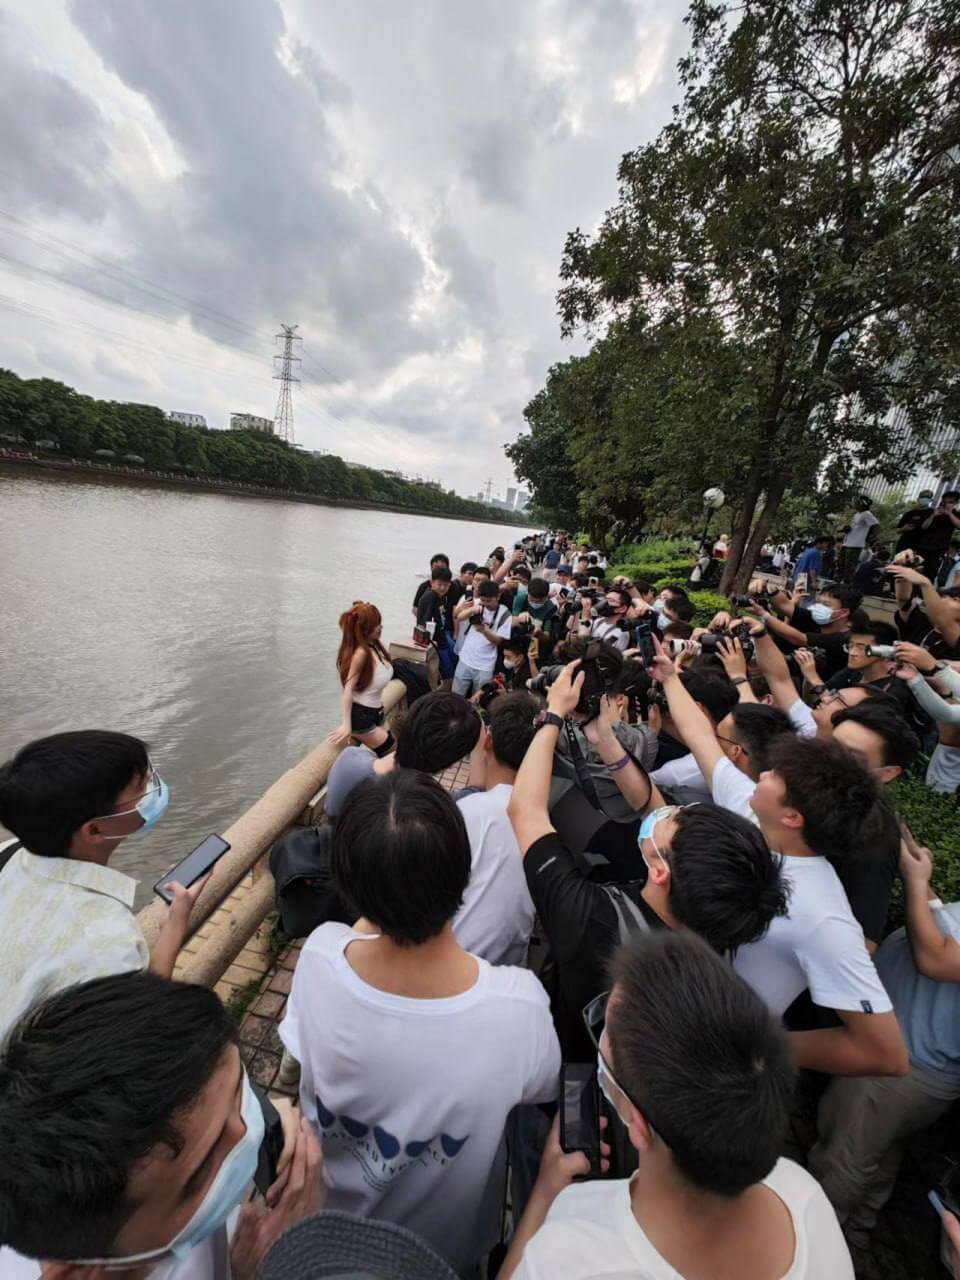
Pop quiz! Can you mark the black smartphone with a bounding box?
[153,833,230,903]
[253,1086,286,1196]
[559,1063,602,1178]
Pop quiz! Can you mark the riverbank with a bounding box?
[0,450,531,528]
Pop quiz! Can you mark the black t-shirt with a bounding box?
[831,801,901,946]
[413,578,463,612]
[415,588,454,647]
[824,668,912,709]
[801,629,850,679]
[653,730,689,769]
[896,604,959,660]
[524,831,662,1059]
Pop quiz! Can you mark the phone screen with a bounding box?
[559,1063,601,1177]
[154,833,230,903]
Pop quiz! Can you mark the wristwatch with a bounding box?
[730,676,748,687]
[535,711,565,732]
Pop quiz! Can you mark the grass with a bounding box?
[225,977,262,1024]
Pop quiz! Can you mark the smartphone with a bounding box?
[637,629,656,668]
[153,833,230,903]
[559,1063,602,1178]
[253,1087,286,1196]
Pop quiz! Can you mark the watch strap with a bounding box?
[536,711,564,732]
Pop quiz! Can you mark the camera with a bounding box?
[512,620,535,639]
[527,665,565,695]
[594,601,615,618]
[526,643,621,720]
[477,677,506,712]
[730,591,771,609]
[869,644,896,658]
[699,628,756,662]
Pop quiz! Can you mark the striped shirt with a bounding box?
[0,839,148,1041]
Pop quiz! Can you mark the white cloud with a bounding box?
[0,0,687,495]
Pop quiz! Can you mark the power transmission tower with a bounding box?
[273,324,302,443]
[483,477,493,503]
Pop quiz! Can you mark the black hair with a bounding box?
[831,701,920,769]
[477,579,500,600]
[750,674,771,700]
[459,561,478,575]
[332,772,470,944]
[527,576,550,601]
[429,553,450,567]
[606,587,631,609]
[0,731,150,858]
[821,584,862,614]
[430,565,453,584]
[502,633,531,655]
[613,659,651,721]
[488,692,541,770]
[728,704,794,773]
[514,565,532,582]
[944,491,960,501]
[668,597,695,623]
[814,533,831,545]
[849,620,898,647]
[395,692,482,773]
[576,555,589,566]
[679,671,738,725]
[574,572,591,588]
[846,607,872,634]
[765,736,881,858]
[663,584,690,600]
[0,972,236,1258]
[608,931,795,1197]
[633,578,653,596]
[668,803,789,954]
[663,621,694,640]
[473,565,491,579]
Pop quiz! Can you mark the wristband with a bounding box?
[752,626,768,637]
[607,752,631,773]
[810,682,826,695]
[730,676,748,687]
[535,711,564,732]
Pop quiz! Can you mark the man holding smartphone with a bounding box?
[0,729,207,1038]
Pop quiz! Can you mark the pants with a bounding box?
[927,744,960,795]
[452,660,496,696]
[808,1065,960,1239]
[839,545,862,583]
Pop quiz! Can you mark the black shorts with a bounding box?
[351,703,385,733]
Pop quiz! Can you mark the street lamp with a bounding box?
[700,486,725,548]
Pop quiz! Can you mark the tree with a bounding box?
[553,0,960,590]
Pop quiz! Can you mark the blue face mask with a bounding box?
[656,611,670,632]
[96,770,170,841]
[809,603,835,626]
[71,1070,264,1268]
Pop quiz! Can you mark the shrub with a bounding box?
[616,538,695,565]
[608,560,694,585]
[689,590,733,628]
[887,775,960,928]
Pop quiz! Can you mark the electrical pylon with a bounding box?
[273,324,302,443]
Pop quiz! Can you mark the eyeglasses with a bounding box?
[817,688,859,708]
[715,734,748,754]
[842,642,870,654]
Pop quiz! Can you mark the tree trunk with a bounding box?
[720,462,765,594]
[732,471,789,593]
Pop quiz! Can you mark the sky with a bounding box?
[0,0,688,498]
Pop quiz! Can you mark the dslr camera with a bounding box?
[527,642,622,721]
[730,590,772,609]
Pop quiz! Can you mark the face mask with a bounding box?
[96,773,170,841]
[503,656,520,670]
[651,598,665,613]
[809,603,835,625]
[71,1071,264,1269]
[657,612,670,632]
[920,497,934,508]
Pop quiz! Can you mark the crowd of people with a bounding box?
[2,525,960,1279]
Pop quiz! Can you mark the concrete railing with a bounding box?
[136,668,418,987]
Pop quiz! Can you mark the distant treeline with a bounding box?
[0,368,515,522]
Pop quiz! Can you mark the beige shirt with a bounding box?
[0,840,148,1041]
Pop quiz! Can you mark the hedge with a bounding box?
[608,560,694,586]
[887,774,960,927]
[616,538,695,565]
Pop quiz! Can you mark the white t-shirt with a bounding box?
[280,923,560,1274]
[709,760,893,1018]
[787,698,818,739]
[454,785,535,966]
[0,1227,230,1280]
[843,510,879,549]
[458,604,512,669]
[512,1158,853,1280]
[650,752,710,798]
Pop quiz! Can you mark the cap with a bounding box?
[257,1212,458,1280]
[557,564,573,574]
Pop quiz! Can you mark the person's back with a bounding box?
[282,771,560,1274]
[504,932,852,1280]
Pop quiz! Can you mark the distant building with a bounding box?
[166,411,207,429]
[230,413,274,435]
[861,407,960,505]
[515,489,529,511]
[506,486,517,509]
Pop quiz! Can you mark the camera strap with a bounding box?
[564,721,602,810]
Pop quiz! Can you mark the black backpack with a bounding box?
[268,825,354,939]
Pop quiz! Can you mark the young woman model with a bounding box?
[328,602,395,756]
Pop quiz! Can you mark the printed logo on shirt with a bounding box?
[860,1000,874,1014]
[314,1093,470,1193]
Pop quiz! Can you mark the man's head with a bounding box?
[430,565,453,596]
[814,585,862,630]
[485,691,541,772]
[476,579,500,605]
[750,737,881,857]
[638,803,788,953]
[674,671,738,728]
[812,680,894,735]
[831,700,919,783]
[813,534,831,549]
[395,692,482,773]
[662,591,694,625]
[856,496,872,512]
[556,565,573,586]
[429,553,450,572]
[472,565,491,585]
[527,577,550,607]
[633,578,655,604]
[458,561,477,585]
[601,587,631,619]
[944,491,960,511]
[576,555,590,572]
[918,489,935,507]
[0,730,164,859]
[0,971,241,1261]
[502,634,531,668]
[601,932,795,1196]
[715,704,794,781]
[844,620,899,677]
[333,771,470,944]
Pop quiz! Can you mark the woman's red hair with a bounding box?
[337,601,389,692]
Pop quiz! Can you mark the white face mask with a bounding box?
[503,656,520,670]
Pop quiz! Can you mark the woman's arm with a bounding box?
[327,652,363,744]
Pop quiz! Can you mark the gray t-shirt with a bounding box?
[324,746,376,818]
[875,904,960,1086]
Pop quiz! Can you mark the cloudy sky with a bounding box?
[0,0,688,497]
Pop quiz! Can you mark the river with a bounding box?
[0,467,531,906]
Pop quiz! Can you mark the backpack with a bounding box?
[268,825,354,939]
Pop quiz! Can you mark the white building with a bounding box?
[515,489,530,511]
[230,413,274,435]
[166,411,207,429]
[861,404,960,505]
[506,486,517,509]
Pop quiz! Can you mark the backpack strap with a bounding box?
[600,883,652,944]
[0,840,22,874]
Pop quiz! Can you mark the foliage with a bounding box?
[887,775,960,927]
[616,538,695,565]
[0,368,517,524]
[515,0,960,592]
[688,590,733,629]
[225,978,262,1024]
[607,560,695,585]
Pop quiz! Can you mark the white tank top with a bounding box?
[352,652,394,708]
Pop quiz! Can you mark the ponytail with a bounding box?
[336,601,387,692]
